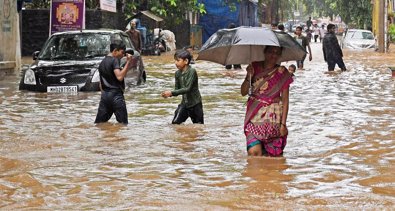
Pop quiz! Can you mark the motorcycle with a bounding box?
[153,29,167,55]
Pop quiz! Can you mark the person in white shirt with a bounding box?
[313,24,320,42]
[319,24,327,42]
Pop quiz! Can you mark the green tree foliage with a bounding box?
[224,0,299,23]
[388,24,395,41]
[123,0,206,26]
[23,0,207,27]
[22,0,372,29]
[301,0,371,28]
[24,0,50,9]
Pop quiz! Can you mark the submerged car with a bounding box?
[342,29,376,49]
[19,29,146,93]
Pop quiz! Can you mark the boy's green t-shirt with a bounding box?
[171,66,202,108]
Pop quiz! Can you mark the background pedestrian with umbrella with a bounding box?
[197,26,306,157]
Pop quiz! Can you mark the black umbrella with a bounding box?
[197,26,306,65]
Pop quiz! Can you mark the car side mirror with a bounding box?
[125,48,134,55]
[32,51,40,60]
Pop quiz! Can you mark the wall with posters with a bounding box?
[100,0,116,12]
[0,0,21,79]
[50,0,85,34]
[21,9,128,56]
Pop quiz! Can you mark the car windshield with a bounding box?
[39,33,124,60]
[347,31,374,40]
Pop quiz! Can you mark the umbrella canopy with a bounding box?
[272,30,307,62]
[197,26,306,65]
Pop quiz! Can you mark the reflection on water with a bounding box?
[0,45,394,209]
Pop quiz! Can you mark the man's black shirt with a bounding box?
[99,56,125,92]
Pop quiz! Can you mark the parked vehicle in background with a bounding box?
[19,29,146,93]
[341,29,376,50]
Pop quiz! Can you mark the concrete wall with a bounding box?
[21,9,128,56]
[0,0,21,80]
[22,9,191,56]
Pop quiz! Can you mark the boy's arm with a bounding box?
[114,54,132,81]
[171,69,197,96]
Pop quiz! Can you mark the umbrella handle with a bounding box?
[248,74,253,96]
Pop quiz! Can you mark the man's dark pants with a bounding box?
[172,102,204,124]
[327,58,346,71]
[95,91,128,124]
[296,55,307,68]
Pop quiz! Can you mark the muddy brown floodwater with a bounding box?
[0,43,394,210]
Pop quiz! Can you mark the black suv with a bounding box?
[19,29,146,93]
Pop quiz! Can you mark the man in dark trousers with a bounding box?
[94,42,133,124]
[322,24,347,72]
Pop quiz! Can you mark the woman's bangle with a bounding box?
[281,123,286,127]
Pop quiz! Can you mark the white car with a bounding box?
[342,29,376,49]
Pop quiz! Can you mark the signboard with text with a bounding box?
[100,0,116,13]
[50,0,85,35]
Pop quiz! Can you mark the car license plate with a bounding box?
[47,86,78,93]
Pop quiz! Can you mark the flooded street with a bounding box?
[0,43,394,210]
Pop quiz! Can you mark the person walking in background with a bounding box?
[306,17,312,30]
[305,29,312,42]
[95,42,133,125]
[319,24,326,42]
[322,24,347,72]
[126,19,143,53]
[241,46,293,157]
[313,24,320,42]
[225,23,241,69]
[161,49,204,124]
[294,26,312,70]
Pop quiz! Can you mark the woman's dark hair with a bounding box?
[174,49,192,65]
[264,46,283,55]
[296,26,303,30]
[289,64,296,70]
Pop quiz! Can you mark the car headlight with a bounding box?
[91,70,100,83]
[23,68,36,85]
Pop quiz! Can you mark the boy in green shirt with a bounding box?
[161,49,204,124]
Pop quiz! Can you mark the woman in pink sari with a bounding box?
[240,46,293,156]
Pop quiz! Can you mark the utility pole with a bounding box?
[378,0,387,53]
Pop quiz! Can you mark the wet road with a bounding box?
[0,43,394,210]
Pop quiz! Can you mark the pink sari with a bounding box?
[244,62,293,156]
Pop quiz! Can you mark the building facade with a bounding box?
[0,0,21,80]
